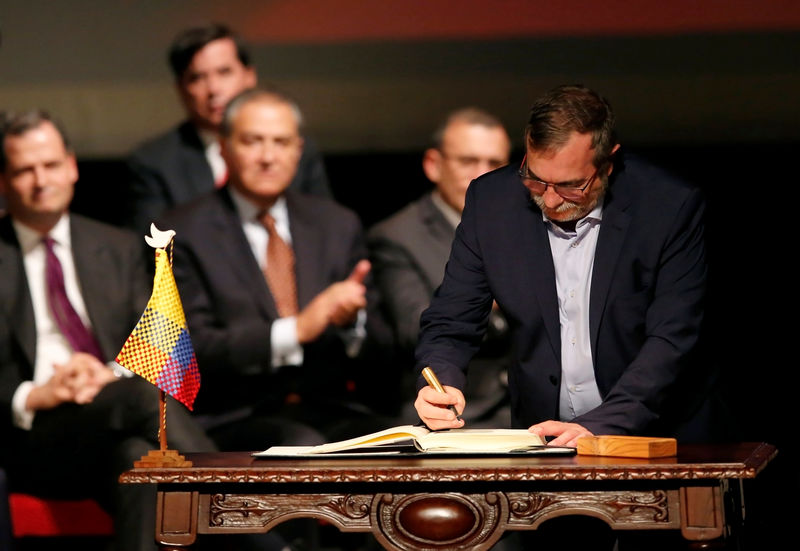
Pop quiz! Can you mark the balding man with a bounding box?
[159,87,393,451]
[367,107,513,426]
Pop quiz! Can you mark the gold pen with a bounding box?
[421,367,461,420]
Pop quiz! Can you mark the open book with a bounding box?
[254,425,576,457]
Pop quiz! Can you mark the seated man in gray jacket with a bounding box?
[367,107,513,426]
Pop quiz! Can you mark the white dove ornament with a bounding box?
[144,224,176,249]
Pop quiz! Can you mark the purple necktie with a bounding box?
[43,236,105,361]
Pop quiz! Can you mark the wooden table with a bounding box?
[119,442,776,550]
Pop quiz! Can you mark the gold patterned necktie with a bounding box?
[259,212,298,317]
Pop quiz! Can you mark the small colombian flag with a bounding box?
[116,234,200,410]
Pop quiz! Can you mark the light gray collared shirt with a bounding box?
[543,204,604,420]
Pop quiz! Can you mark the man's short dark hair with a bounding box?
[168,23,251,80]
[526,84,617,167]
[430,107,507,150]
[0,110,71,172]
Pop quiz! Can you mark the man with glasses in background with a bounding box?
[368,107,513,427]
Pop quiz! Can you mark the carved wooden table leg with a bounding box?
[156,491,199,549]
[680,484,731,550]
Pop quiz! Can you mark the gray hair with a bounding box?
[430,107,507,149]
[220,87,304,138]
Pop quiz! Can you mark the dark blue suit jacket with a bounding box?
[159,188,390,416]
[416,153,717,438]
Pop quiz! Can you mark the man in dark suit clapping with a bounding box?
[160,87,393,451]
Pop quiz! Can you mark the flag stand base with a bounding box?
[132,390,193,468]
[134,449,192,468]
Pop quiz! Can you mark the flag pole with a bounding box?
[133,389,192,468]
[159,390,167,452]
[123,226,200,469]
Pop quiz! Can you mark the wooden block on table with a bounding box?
[576,435,677,458]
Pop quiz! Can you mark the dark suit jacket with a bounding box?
[125,121,332,234]
[0,214,152,461]
[416,153,718,439]
[368,192,512,422]
[159,188,388,416]
[367,192,456,351]
[0,213,217,551]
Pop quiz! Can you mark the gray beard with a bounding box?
[531,179,608,223]
[531,194,585,222]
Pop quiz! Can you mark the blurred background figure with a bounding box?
[368,107,512,427]
[0,109,217,551]
[159,87,395,454]
[124,23,331,235]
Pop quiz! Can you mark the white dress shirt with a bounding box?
[229,189,304,368]
[11,216,92,429]
[229,188,368,367]
[198,128,227,185]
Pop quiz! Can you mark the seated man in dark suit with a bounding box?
[125,23,331,235]
[367,107,513,426]
[0,110,217,551]
[159,87,394,451]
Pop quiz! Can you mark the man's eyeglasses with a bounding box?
[517,154,599,201]
[440,151,508,171]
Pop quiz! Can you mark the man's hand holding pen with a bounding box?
[415,367,466,430]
